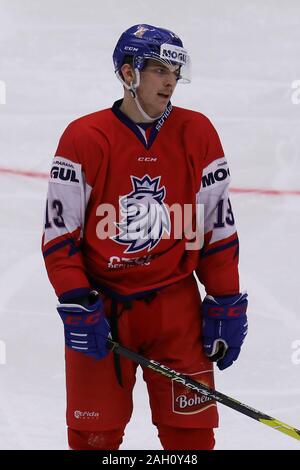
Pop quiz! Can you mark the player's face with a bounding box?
[138,59,178,117]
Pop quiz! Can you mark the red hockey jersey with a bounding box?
[42,100,239,301]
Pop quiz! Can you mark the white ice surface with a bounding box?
[0,0,300,450]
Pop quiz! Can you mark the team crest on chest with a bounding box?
[113,175,170,253]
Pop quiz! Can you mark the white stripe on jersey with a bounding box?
[43,156,92,245]
[196,157,236,244]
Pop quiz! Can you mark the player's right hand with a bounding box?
[57,290,111,360]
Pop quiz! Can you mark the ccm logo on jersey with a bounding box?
[138,156,157,162]
[202,167,230,189]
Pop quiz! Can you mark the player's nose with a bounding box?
[162,80,175,94]
[163,71,177,88]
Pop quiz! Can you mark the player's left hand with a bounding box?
[201,293,248,370]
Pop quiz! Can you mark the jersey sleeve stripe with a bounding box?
[200,237,239,258]
[43,237,80,258]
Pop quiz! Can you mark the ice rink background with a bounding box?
[0,0,300,449]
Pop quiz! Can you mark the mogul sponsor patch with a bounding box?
[50,156,81,185]
[200,157,230,191]
[160,43,188,65]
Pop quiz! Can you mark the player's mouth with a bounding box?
[157,92,170,100]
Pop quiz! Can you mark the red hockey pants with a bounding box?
[65,275,218,449]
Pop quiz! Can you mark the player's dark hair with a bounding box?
[120,55,149,81]
[122,55,134,67]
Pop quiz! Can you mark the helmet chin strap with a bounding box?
[116,69,164,123]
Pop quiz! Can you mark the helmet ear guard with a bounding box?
[116,68,140,98]
[128,72,140,99]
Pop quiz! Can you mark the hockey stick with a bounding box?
[107,339,300,442]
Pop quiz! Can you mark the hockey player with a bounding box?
[42,24,248,450]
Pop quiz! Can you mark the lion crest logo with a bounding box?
[113,175,170,253]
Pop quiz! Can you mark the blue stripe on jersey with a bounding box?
[200,238,239,258]
[43,238,80,258]
[89,276,165,302]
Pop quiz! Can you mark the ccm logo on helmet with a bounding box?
[51,166,79,183]
[124,46,139,52]
[202,168,230,189]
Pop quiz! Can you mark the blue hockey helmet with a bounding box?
[113,24,191,84]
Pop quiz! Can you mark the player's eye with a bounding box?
[174,67,182,80]
[155,67,167,74]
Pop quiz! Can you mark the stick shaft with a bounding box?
[108,339,300,442]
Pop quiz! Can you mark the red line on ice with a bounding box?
[230,187,300,196]
[0,167,300,196]
[0,167,49,179]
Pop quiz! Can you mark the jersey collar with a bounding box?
[111,99,173,150]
